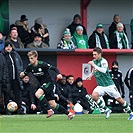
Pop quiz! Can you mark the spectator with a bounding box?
[0,32,4,51]
[22,75,41,114]
[75,77,91,113]
[109,22,129,49]
[72,26,88,49]
[26,33,48,48]
[67,14,87,36]
[109,14,127,40]
[15,15,32,47]
[31,17,50,47]
[57,28,75,49]
[0,53,9,114]
[88,23,110,49]
[103,61,125,113]
[1,42,24,114]
[124,68,133,111]
[55,74,72,109]
[5,29,24,48]
[130,18,133,49]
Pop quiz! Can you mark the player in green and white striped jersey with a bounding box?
[87,47,133,120]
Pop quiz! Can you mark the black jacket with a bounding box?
[88,30,109,48]
[1,49,23,90]
[56,81,72,103]
[109,69,125,97]
[67,22,87,36]
[108,22,127,40]
[124,68,133,92]
[0,53,10,92]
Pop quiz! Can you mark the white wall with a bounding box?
[9,0,80,48]
[9,0,133,48]
[87,0,133,47]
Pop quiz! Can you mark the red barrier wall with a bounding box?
[57,49,117,94]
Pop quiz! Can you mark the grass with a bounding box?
[0,113,133,133]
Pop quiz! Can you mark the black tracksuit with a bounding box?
[124,68,133,111]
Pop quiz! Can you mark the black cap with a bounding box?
[4,41,12,48]
[34,23,42,31]
[76,77,83,83]
[20,15,28,22]
[34,33,42,38]
[112,61,119,66]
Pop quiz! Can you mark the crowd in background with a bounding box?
[0,13,133,50]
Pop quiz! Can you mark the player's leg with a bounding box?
[48,99,74,120]
[35,88,53,117]
[92,87,111,118]
[116,97,133,120]
[107,85,133,120]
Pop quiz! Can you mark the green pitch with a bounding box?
[0,113,133,133]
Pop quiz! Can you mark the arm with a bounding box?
[88,59,108,74]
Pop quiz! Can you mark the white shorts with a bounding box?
[93,85,121,99]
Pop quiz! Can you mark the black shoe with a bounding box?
[17,108,25,114]
[6,110,12,115]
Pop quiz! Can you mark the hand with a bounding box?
[88,61,94,67]
[66,100,72,104]
[20,72,25,78]
[57,74,62,79]
[31,104,36,110]
[86,76,91,80]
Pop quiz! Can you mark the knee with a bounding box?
[35,89,44,98]
[92,93,99,101]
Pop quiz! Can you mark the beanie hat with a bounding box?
[20,15,28,22]
[34,17,43,25]
[63,28,71,36]
[34,23,42,31]
[117,22,124,28]
[96,23,103,28]
[112,61,119,66]
[76,26,83,31]
[4,41,12,48]
[10,24,17,31]
[76,77,83,83]
[34,33,42,38]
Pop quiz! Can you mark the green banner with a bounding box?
[0,0,9,36]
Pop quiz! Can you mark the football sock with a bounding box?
[38,95,51,111]
[55,104,69,115]
[122,101,132,113]
[97,99,108,110]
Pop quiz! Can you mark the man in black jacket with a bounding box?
[1,41,24,114]
[103,61,125,113]
[55,74,72,109]
[124,68,133,111]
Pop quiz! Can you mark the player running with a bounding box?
[20,50,74,120]
[87,47,133,120]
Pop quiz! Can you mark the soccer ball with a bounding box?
[7,101,18,112]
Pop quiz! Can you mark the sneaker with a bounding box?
[105,109,112,119]
[68,112,75,120]
[46,109,54,118]
[128,113,133,120]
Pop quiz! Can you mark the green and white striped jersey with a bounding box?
[93,57,114,86]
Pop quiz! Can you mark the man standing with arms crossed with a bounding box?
[87,47,133,120]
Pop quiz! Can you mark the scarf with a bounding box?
[115,31,129,49]
[95,33,109,49]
